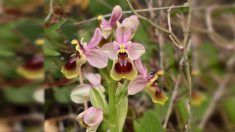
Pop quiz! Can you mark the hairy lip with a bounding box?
[114,52,132,74]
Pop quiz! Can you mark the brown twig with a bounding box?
[205,6,235,50]
[198,75,230,129]
[78,67,88,110]
[167,5,184,50]
[163,75,182,128]
[73,4,189,25]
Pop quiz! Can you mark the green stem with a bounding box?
[108,81,117,132]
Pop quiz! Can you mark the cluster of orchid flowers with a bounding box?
[59,5,168,131]
[14,5,208,132]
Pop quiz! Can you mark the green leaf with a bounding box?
[134,110,163,132]
[192,95,210,123]
[45,19,67,33]
[154,96,171,122]
[90,88,108,113]
[224,97,235,127]
[53,86,73,104]
[177,98,189,128]
[3,85,36,104]
[0,49,15,57]
[42,39,61,56]
[43,48,61,56]
[115,81,128,132]
[16,20,44,41]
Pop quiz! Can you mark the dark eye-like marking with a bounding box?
[64,59,77,70]
[23,57,44,70]
[114,52,132,74]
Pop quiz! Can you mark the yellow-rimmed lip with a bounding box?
[71,39,85,54]
[114,53,132,75]
[110,56,137,81]
[146,70,164,85]
[147,85,168,105]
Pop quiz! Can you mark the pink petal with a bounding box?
[101,42,117,60]
[122,15,139,39]
[116,26,131,43]
[101,18,110,27]
[85,48,108,68]
[109,5,122,26]
[127,42,145,60]
[84,107,103,126]
[84,73,101,87]
[134,59,147,77]
[87,28,102,49]
[128,75,147,95]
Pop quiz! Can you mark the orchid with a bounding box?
[128,59,168,105]
[191,90,206,106]
[98,5,122,39]
[70,73,104,104]
[77,107,103,132]
[17,55,44,80]
[61,28,108,79]
[102,18,145,81]
[117,15,139,39]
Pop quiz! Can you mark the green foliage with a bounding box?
[192,95,210,123]
[17,20,44,42]
[43,39,61,56]
[3,85,37,104]
[115,82,128,131]
[177,98,189,128]
[154,96,171,122]
[134,110,163,132]
[224,97,235,128]
[90,88,109,113]
[45,19,67,33]
[53,86,73,104]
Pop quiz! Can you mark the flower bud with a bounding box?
[70,84,91,104]
[77,107,103,131]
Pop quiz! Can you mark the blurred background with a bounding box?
[0,0,234,132]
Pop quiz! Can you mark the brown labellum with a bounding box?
[114,52,132,74]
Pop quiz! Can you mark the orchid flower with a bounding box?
[17,55,44,80]
[61,28,108,79]
[70,73,104,104]
[117,15,139,39]
[98,5,122,39]
[128,59,168,105]
[191,90,206,106]
[102,21,145,81]
[77,107,103,132]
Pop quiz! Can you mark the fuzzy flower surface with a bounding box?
[61,28,108,79]
[77,107,103,132]
[102,16,145,81]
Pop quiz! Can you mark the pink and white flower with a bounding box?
[102,21,145,81]
[77,107,103,132]
[128,59,168,105]
[117,15,139,39]
[61,28,108,79]
[99,5,122,39]
[70,73,104,104]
